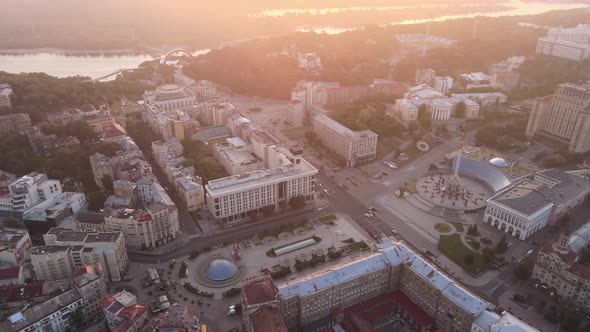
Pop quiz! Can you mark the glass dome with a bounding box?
[489,157,509,168]
[204,259,238,281]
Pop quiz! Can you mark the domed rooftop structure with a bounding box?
[204,259,238,281]
[489,157,509,168]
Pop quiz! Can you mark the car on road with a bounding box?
[227,308,236,316]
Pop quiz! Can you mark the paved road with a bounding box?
[128,208,324,263]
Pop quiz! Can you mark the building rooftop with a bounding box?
[0,288,81,332]
[250,306,288,332]
[22,192,84,222]
[242,276,278,306]
[0,266,21,280]
[279,241,490,316]
[314,114,378,139]
[489,179,554,216]
[206,159,317,196]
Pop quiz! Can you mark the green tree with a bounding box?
[101,175,114,193]
[289,195,306,210]
[513,256,535,281]
[70,308,85,329]
[467,224,479,236]
[494,234,509,254]
[428,164,438,171]
[87,191,107,211]
[261,205,275,217]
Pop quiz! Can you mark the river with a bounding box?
[0,1,587,79]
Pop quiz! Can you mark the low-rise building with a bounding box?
[206,145,316,224]
[31,228,128,281]
[0,84,13,109]
[484,169,590,240]
[313,114,378,166]
[241,275,286,332]
[396,85,480,121]
[0,228,32,266]
[472,310,539,332]
[452,92,508,108]
[102,290,148,332]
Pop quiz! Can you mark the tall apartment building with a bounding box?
[0,173,62,217]
[0,228,32,266]
[73,265,108,325]
[416,68,436,86]
[31,228,128,281]
[536,24,590,62]
[198,100,237,126]
[313,114,377,166]
[243,240,537,332]
[0,83,13,108]
[206,145,316,224]
[531,226,590,312]
[102,290,148,332]
[525,83,590,153]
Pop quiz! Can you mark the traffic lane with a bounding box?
[129,207,331,263]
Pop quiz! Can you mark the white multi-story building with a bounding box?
[143,84,199,141]
[77,198,179,250]
[197,100,237,127]
[31,228,128,281]
[395,85,480,121]
[297,53,322,70]
[434,76,453,95]
[213,137,265,176]
[0,173,62,215]
[144,84,197,112]
[313,114,378,167]
[0,228,32,266]
[484,169,590,240]
[206,146,316,224]
[536,24,590,62]
[525,83,590,153]
[0,83,13,109]
[288,100,305,127]
[452,92,508,108]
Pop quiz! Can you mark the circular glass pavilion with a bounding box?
[204,259,238,281]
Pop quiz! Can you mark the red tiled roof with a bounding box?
[250,306,287,332]
[138,213,152,222]
[117,304,146,319]
[242,277,278,305]
[0,282,44,302]
[0,187,9,197]
[569,263,590,279]
[0,266,21,280]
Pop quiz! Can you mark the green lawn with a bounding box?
[376,136,399,159]
[448,221,464,233]
[437,234,487,275]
